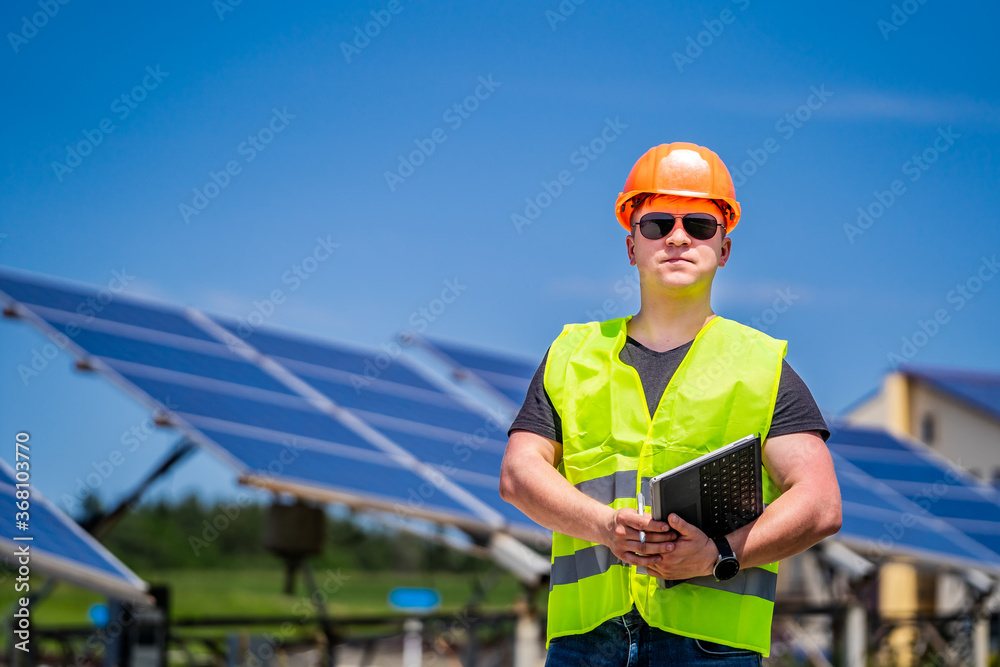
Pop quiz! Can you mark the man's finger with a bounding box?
[668,512,693,535]
[640,529,679,542]
[625,539,675,554]
[622,513,672,532]
[619,550,662,566]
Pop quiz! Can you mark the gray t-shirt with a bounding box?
[508,335,830,444]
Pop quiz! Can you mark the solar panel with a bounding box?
[302,375,493,435]
[200,318,541,537]
[0,459,150,603]
[418,335,535,407]
[119,373,384,451]
[829,423,1000,571]
[0,268,215,342]
[0,268,543,542]
[65,326,298,395]
[211,316,443,393]
[0,463,16,486]
[197,428,478,518]
[376,427,506,478]
[832,452,1000,571]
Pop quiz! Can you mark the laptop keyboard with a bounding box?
[699,444,759,538]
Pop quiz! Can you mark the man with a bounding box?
[499,142,842,665]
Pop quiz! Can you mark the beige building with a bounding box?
[844,363,1000,483]
[842,363,1000,665]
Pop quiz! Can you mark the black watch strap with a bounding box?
[713,536,735,560]
[711,536,740,581]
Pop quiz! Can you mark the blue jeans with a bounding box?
[544,604,762,666]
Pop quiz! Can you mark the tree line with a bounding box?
[82,492,491,573]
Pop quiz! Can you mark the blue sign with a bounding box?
[88,603,109,627]
[388,587,441,612]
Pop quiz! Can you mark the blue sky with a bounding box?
[1,1,999,512]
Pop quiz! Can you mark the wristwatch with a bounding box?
[712,536,740,582]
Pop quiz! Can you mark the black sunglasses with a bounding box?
[633,212,725,241]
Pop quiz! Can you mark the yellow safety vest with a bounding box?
[542,314,786,656]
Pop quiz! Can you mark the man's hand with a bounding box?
[644,513,718,580]
[603,507,678,568]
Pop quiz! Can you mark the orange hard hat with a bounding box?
[615,142,741,234]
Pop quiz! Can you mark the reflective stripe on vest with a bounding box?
[543,314,786,657]
[551,544,778,602]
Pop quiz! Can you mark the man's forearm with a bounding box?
[499,452,613,545]
[725,482,841,569]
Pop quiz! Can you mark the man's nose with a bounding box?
[664,221,691,244]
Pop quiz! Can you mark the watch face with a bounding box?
[714,557,740,581]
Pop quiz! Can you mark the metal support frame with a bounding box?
[301,561,339,667]
[80,438,196,539]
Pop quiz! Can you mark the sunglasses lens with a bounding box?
[638,218,672,240]
[682,214,720,240]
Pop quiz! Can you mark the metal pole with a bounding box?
[512,598,539,667]
[300,562,338,667]
[972,613,989,667]
[402,619,422,667]
[844,601,867,667]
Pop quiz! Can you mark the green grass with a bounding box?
[0,566,545,634]
[0,566,547,664]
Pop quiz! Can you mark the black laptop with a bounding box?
[648,432,764,541]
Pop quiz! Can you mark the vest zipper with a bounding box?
[617,314,721,612]
[616,314,721,504]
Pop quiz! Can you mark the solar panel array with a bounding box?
[6,265,1000,576]
[828,423,1000,571]
[0,267,540,546]
[0,459,149,602]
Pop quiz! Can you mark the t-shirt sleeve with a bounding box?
[507,346,562,443]
[768,359,830,442]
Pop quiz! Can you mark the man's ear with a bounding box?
[718,236,731,267]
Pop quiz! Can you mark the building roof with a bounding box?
[900,363,1000,423]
